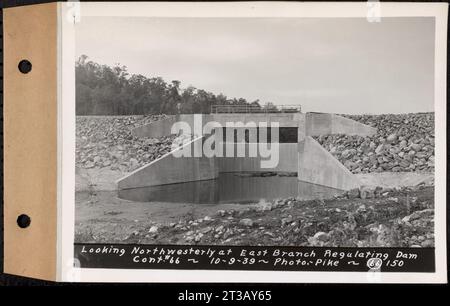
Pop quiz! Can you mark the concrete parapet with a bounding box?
[211,113,301,127]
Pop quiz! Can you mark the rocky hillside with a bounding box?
[76,115,175,172]
[76,112,435,174]
[314,113,434,174]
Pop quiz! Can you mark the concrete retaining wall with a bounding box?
[131,113,302,139]
[217,143,298,173]
[330,114,376,136]
[131,112,375,139]
[217,143,298,172]
[121,112,375,191]
[132,116,177,138]
[298,136,360,190]
[117,137,218,189]
[305,113,376,137]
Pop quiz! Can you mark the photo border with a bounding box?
[59,1,448,283]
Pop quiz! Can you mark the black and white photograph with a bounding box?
[65,2,447,281]
[2,1,448,286]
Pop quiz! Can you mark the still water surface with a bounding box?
[118,173,340,204]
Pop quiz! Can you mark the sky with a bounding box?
[75,17,435,114]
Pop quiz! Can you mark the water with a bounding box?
[118,173,340,204]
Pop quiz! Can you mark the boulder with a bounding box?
[375,144,384,154]
[239,218,254,227]
[386,133,398,143]
[359,186,375,199]
[347,188,360,199]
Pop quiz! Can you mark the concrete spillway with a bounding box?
[117,112,376,191]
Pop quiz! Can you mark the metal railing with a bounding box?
[211,104,301,114]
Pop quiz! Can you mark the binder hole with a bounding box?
[17,214,31,228]
[18,60,32,74]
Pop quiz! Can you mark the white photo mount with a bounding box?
[2,1,448,283]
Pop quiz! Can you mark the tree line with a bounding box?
[76,55,267,115]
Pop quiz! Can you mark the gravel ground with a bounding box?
[75,185,434,247]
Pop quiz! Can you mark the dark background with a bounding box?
[0,0,448,296]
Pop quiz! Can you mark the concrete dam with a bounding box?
[117,112,377,192]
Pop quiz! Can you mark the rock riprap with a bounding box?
[314,113,434,174]
[76,115,176,172]
[77,113,434,174]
